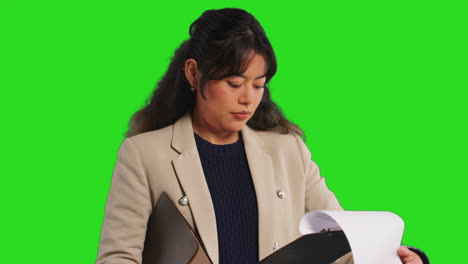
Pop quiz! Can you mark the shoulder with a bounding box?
[127,124,173,148]
[249,128,312,176]
[255,129,296,143]
[118,124,176,164]
[250,128,308,159]
[251,129,306,151]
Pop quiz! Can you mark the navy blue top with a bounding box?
[194,132,259,264]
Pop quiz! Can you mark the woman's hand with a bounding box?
[398,246,423,264]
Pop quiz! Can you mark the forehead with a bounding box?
[208,51,267,80]
[229,53,267,79]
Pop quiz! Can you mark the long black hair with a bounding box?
[126,8,303,138]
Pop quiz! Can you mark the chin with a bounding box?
[226,123,245,132]
[229,125,244,132]
[225,117,249,132]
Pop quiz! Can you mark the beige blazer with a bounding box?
[96,112,353,264]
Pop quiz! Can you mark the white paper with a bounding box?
[300,211,404,264]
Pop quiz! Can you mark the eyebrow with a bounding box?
[232,73,267,79]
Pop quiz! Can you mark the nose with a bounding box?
[238,85,253,106]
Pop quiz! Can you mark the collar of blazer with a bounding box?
[170,112,277,264]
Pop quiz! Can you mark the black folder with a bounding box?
[258,230,351,264]
[142,192,212,264]
[143,192,351,264]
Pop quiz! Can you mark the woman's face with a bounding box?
[192,53,266,138]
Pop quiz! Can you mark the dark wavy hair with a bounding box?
[126,8,303,138]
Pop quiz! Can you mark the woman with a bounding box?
[96,8,427,264]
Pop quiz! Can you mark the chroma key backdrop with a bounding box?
[1,0,466,263]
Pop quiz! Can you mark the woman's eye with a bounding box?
[227,81,264,89]
[227,82,241,88]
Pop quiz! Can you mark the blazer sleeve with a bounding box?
[294,134,343,212]
[295,135,354,264]
[96,138,153,264]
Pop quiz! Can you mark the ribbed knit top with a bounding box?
[194,132,259,264]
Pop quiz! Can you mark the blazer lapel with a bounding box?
[170,113,277,263]
[171,113,219,264]
[241,126,277,261]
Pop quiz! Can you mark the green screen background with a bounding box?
[1,0,466,263]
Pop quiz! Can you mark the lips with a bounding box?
[232,111,251,120]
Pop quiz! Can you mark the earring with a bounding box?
[190,86,195,93]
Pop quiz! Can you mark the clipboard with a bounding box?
[258,229,351,264]
[143,192,351,264]
[142,192,213,264]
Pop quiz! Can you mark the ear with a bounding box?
[184,58,199,89]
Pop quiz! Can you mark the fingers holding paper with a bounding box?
[398,246,423,264]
